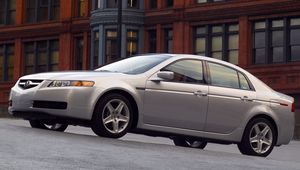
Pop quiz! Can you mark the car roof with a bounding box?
[148,53,242,71]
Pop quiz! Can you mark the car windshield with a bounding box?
[95,55,172,74]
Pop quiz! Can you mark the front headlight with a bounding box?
[48,80,95,87]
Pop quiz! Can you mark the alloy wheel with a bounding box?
[249,122,273,154]
[102,99,130,134]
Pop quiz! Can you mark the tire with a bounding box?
[91,93,133,138]
[29,120,68,132]
[237,118,276,157]
[173,137,207,149]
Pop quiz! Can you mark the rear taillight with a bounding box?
[292,102,295,112]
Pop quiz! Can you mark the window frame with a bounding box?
[252,17,300,64]
[0,44,14,82]
[105,29,118,63]
[164,28,173,53]
[23,39,59,75]
[25,0,60,23]
[0,0,16,25]
[195,0,226,4]
[126,29,139,57]
[148,29,157,53]
[160,59,208,85]
[194,23,239,64]
[127,0,139,9]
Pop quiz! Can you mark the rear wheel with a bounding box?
[237,118,276,157]
[91,93,133,138]
[29,120,68,132]
[173,137,207,149]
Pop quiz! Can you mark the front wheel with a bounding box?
[237,118,276,157]
[29,120,68,132]
[173,137,207,149]
[91,93,133,138]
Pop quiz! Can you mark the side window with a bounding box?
[162,60,204,84]
[208,62,239,89]
[238,72,251,90]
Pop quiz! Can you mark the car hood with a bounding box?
[19,71,130,80]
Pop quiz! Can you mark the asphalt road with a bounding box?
[0,119,300,170]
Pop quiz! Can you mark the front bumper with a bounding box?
[8,80,97,120]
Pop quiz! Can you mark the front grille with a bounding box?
[19,79,43,89]
[33,100,67,110]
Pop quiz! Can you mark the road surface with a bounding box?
[0,119,299,170]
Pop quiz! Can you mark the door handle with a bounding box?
[240,96,253,102]
[193,90,208,97]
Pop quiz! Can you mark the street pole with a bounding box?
[117,0,122,59]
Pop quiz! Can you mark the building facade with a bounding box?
[0,0,300,138]
[0,0,91,108]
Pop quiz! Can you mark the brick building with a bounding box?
[0,0,300,138]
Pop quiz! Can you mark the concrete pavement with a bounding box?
[0,119,299,170]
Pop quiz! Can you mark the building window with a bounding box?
[93,31,99,68]
[196,0,225,4]
[194,23,239,64]
[25,0,60,23]
[0,44,14,81]
[165,28,173,53]
[75,37,84,70]
[105,30,117,63]
[127,0,138,8]
[94,0,101,9]
[24,40,59,75]
[0,0,16,25]
[127,30,138,57]
[148,29,156,53]
[77,0,85,17]
[149,0,157,9]
[166,0,173,7]
[290,18,300,61]
[107,0,117,8]
[253,17,300,64]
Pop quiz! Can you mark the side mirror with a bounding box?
[157,71,174,81]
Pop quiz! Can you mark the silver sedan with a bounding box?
[8,54,295,157]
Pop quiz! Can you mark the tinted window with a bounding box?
[208,62,239,89]
[238,72,250,90]
[96,55,171,74]
[162,60,204,84]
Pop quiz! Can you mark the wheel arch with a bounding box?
[92,88,139,129]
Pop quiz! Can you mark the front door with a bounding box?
[143,59,209,131]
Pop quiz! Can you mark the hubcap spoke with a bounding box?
[117,114,129,123]
[262,138,272,146]
[254,125,260,134]
[103,115,114,125]
[107,103,115,114]
[250,136,259,143]
[112,120,119,132]
[257,141,263,153]
[115,102,125,114]
[261,126,270,137]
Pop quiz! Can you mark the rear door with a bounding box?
[205,62,256,134]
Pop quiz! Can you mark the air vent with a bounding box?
[19,80,43,89]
